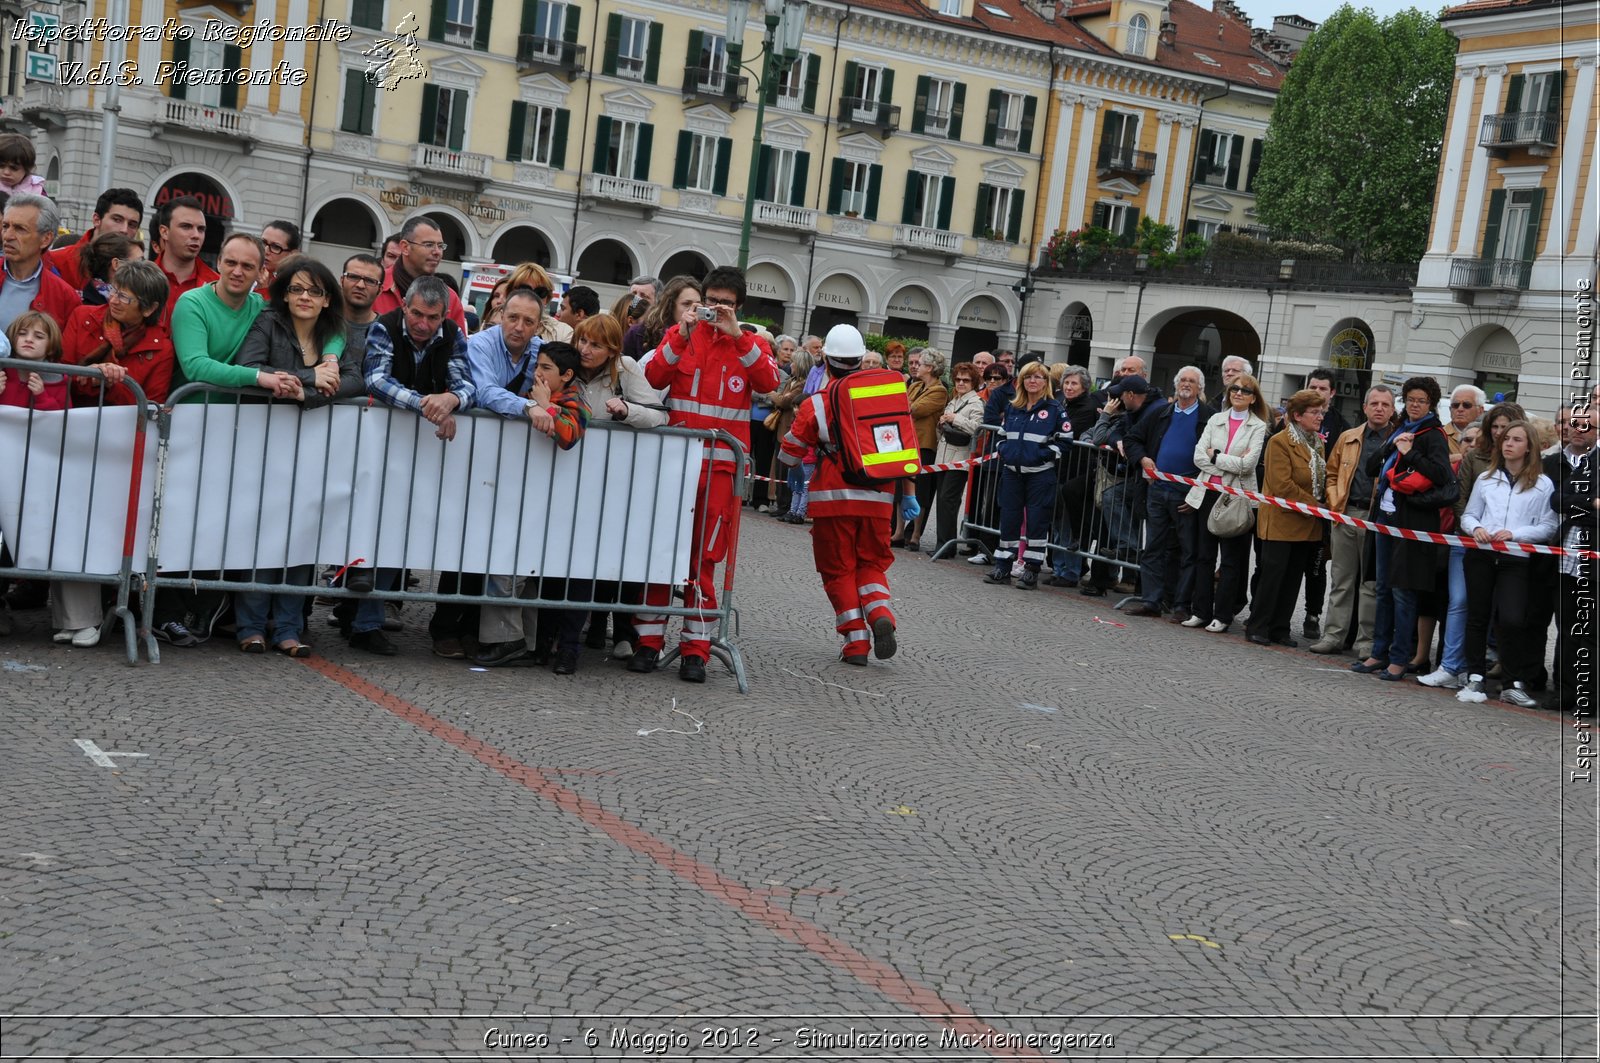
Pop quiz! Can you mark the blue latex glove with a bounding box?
[900,495,921,522]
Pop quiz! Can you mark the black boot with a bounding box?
[983,559,1011,585]
[1017,567,1039,590]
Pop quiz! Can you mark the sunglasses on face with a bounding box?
[1228,385,1256,395]
[1450,401,1478,409]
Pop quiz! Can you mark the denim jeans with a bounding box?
[1139,482,1197,610]
[1440,545,1468,673]
[234,565,311,644]
[351,568,400,635]
[1372,535,1418,666]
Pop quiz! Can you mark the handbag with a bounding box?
[940,424,973,447]
[761,409,781,431]
[1207,491,1256,538]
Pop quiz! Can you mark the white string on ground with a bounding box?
[780,666,888,698]
[637,698,707,737]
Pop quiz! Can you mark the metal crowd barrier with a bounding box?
[136,384,750,690]
[933,426,1144,592]
[0,359,152,665]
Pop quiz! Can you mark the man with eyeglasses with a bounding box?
[256,220,301,296]
[1311,384,1396,657]
[0,193,80,333]
[339,253,384,353]
[1549,399,1597,715]
[1442,384,1485,455]
[151,195,218,330]
[371,215,467,332]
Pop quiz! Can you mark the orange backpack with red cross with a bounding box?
[823,369,922,487]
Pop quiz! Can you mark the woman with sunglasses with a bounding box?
[1183,373,1270,632]
[235,255,362,658]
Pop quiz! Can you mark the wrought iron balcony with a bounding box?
[1479,111,1558,153]
[837,97,901,137]
[516,35,586,80]
[754,200,817,232]
[1449,257,1532,292]
[1195,166,1231,188]
[681,65,749,109]
[1097,143,1157,178]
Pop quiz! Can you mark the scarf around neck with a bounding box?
[1288,420,1327,502]
[1380,414,1432,485]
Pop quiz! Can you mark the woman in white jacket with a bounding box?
[1455,420,1559,706]
[1182,373,1270,632]
[929,361,986,557]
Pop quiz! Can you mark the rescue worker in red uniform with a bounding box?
[629,265,779,683]
[778,325,921,664]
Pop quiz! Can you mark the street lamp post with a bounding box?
[732,0,806,272]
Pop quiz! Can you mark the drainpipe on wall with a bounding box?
[296,0,327,239]
[566,0,603,273]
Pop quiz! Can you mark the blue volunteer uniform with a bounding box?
[993,397,1070,576]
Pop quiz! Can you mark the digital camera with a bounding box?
[695,306,719,322]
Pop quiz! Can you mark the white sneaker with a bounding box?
[611,639,634,660]
[1501,682,1539,708]
[1181,615,1206,628]
[1204,619,1229,633]
[1418,667,1465,690]
[70,626,101,647]
[1457,675,1488,704]
[966,552,990,565]
[52,629,74,643]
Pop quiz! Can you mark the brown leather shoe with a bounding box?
[1123,602,1161,617]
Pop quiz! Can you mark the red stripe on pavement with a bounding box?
[301,655,1045,1059]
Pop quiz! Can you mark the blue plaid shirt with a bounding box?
[363,317,476,413]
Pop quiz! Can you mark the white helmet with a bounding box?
[822,324,867,374]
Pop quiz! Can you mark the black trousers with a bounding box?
[1464,552,1552,687]
[1190,493,1252,624]
[429,571,483,642]
[749,421,778,502]
[934,468,968,552]
[1247,539,1317,641]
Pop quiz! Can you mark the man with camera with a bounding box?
[630,266,779,682]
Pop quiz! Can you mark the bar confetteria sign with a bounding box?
[353,174,535,225]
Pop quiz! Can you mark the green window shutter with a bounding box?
[827,158,845,214]
[1090,201,1108,230]
[982,88,1000,147]
[802,53,820,112]
[352,0,383,29]
[473,0,493,50]
[1122,206,1139,243]
[1519,188,1545,260]
[1007,190,1025,243]
[1504,73,1524,113]
[168,40,188,99]
[448,90,467,150]
[685,29,703,77]
[507,101,528,161]
[219,45,242,108]
[937,176,954,230]
[792,150,809,206]
[429,0,446,41]
[912,75,929,135]
[1481,188,1506,258]
[1545,70,1565,123]
[1018,95,1037,153]
[634,123,654,180]
[341,68,364,133]
[550,108,569,168]
[1225,136,1243,189]
[841,59,859,108]
[865,163,882,220]
[755,145,772,200]
[901,170,920,225]
[592,114,612,173]
[1245,137,1263,192]
[973,183,992,236]
[520,0,538,37]
[419,83,440,144]
[948,82,965,140]
[878,67,894,107]
[1099,110,1115,155]
[713,138,732,195]
[1193,130,1214,181]
[602,13,620,76]
[644,22,662,83]
[672,130,692,189]
[563,5,580,43]
[1184,219,1199,237]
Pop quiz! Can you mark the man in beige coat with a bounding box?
[1310,385,1396,655]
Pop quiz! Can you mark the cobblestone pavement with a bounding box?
[1,511,1594,1060]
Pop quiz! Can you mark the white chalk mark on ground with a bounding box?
[1018,703,1059,714]
[3,660,46,673]
[637,698,706,737]
[74,738,148,769]
[781,666,887,698]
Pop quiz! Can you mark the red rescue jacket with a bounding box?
[645,321,778,471]
[778,383,895,519]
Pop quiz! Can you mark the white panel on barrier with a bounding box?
[0,406,157,576]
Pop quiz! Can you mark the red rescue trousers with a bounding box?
[634,467,736,662]
[811,514,895,659]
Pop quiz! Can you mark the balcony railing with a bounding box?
[1097,143,1157,177]
[922,108,951,136]
[681,65,749,108]
[157,97,255,139]
[516,35,586,79]
[1449,257,1532,292]
[837,97,901,136]
[1195,166,1230,188]
[993,126,1021,151]
[1479,111,1558,151]
[754,200,817,232]
[1038,249,1418,293]
[892,225,963,256]
[585,172,661,208]
[410,143,493,180]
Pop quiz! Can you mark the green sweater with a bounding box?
[171,284,265,397]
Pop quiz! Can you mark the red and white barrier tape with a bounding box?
[1142,468,1599,560]
[748,452,997,484]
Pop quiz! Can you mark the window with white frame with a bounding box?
[517,105,561,165]
[761,146,802,202]
[984,185,1017,238]
[939,0,961,13]
[839,160,872,214]
[994,91,1024,149]
[601,118,642,176]
[851,64,882,120]
[924,78,956,137]
[1100,201,1133,235]
[776,52,808,108]
[526,1,566,58]
[187,33,225,106]
[914,173,945,229]
[444,0,475,45]
[424,85,469,148]
[1192,218,1222,240]
[697,33,729,92]
[1201,131,1233,183]
[617,16,649,79]
[683,132,720,192]
[1126,13,1149,55]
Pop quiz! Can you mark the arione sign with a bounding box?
[154,176,234,220]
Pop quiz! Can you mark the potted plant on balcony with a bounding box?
[1042,226,1119,270]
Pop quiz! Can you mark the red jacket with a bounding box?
[371,265,469,332]
[645,322,778,470]
[0,259,83,330]
[61,303,176,406]
[778,384,894,519]
[44,231,93,292]
[0,367,71,410]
